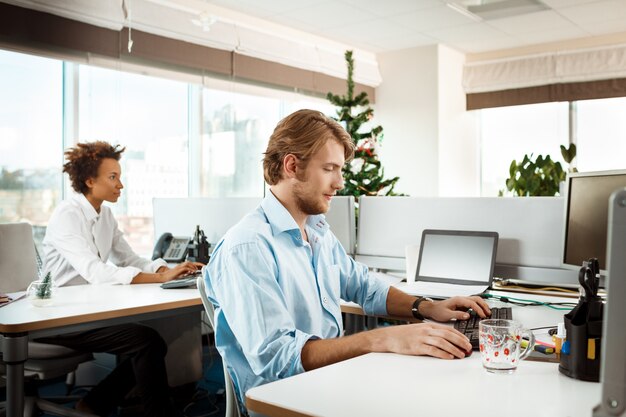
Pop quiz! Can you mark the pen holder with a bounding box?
[558,297,603,382]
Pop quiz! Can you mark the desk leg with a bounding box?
[3,333,28,417]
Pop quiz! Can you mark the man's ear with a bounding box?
[85,177,95,190]
[283,154,299,179]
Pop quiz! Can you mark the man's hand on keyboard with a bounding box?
[421,296,491,322]
[379,322,473,359]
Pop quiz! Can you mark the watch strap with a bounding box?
[411,296,433,320]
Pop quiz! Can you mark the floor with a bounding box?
[1,342,228,417]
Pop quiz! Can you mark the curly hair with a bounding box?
[63,141,125,194]
[263,109,354,185]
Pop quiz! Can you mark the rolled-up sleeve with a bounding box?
[334,239,390,316]
[209,241,315,381]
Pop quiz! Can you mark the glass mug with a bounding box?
[479,319,535,374]
[26,280,54,307]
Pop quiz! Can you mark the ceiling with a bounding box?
[199,0,626,54]
[5,0,626,65]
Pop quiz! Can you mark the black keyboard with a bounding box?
[453,307,513,350]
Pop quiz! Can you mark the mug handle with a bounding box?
[519,329,536,361]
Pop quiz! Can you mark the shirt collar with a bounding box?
[72,193,99,223]
[260,191,329,238]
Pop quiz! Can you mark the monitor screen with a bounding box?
[416,230,498,285]
[563,170,626,271]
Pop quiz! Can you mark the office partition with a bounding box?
[324,196,356,255]
[356,196,576,284]
[153,197,261,245]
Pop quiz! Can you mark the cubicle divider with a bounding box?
[153,196,357,255]
[324,196,356,255]
[356,196,578,285]
[152,196,576,285]
[153,197,262,245]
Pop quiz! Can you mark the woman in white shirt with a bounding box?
[40,141,202,416]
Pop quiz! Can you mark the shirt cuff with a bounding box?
[116,266,143,285]
[146,258,168,273]
[364,281,391,316]
[290,330,319,376]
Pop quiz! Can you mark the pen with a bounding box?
[522,340,555,354]
[535,340,555,348]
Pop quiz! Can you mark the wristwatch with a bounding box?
[411,296,434,320]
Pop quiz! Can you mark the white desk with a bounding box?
[0,283,202,417]
[248,293,600,417]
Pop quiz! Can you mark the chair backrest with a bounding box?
[197,276,242,417]
[0,222,39,293]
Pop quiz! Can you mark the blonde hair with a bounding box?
[263,109,354,185]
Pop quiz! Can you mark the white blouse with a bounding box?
[43,193,166,286]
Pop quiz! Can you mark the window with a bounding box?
[0,47,342,255]
[78,65,189,255]
[0,50,63,246]
[200,87,281,198]
[480,98,626,196]
[480,102,569,196]
[576,97,626,172]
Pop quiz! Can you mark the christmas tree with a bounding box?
[36,272,52,299]
[327,50,400,197]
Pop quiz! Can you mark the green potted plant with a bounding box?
[502,144,576,196]
[27,272,54,307]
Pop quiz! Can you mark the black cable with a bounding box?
[480,293,577,310]
[530,325,558,331]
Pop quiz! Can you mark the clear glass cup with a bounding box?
[26,280,54,307]
[479,319,535,374]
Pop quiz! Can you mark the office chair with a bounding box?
[0,222,95,417]
[196,276,242,417]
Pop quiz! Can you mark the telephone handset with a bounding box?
[152,233,191,262]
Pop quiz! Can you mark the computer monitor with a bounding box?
[562,170,626,273]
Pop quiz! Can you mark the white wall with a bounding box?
[438,45,479,196]
[376,45,439,197]
[376,44,479,197]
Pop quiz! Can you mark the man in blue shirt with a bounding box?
[205,109,491,410]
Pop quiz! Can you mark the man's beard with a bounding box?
[293,182,328,215]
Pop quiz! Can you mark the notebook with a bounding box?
[400,229,499,299]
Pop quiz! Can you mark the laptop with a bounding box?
[402,229,499,299]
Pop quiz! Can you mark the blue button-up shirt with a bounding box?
[204,192,390,405]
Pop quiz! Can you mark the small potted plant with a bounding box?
[502,144,576,197]
[27,272,54,307]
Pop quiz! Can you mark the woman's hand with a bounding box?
[158,261,205,282]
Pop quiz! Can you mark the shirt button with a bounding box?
[322,296,328,304]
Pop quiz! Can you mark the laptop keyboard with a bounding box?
[453,307,513,350]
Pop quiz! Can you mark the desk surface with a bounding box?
[247,351,599,417]
[249,293,598,417]
[0,283,201,334]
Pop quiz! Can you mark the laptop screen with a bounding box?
[416,230,499,286]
